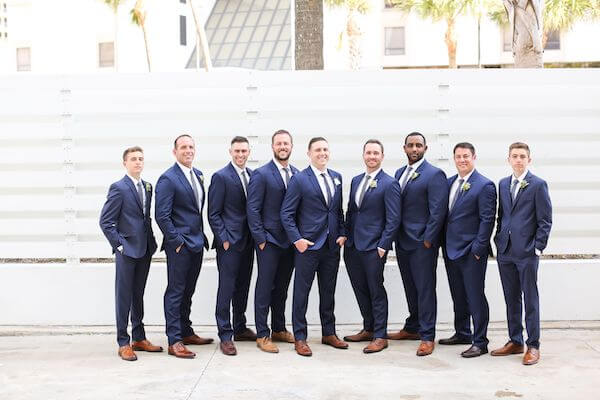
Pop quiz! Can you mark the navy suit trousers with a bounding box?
[444,254,490,348]
[396,244,439,341]
[164,246,203,345]
[115,251,152,346]
[254,242,295,338]
[292,242,340,341]
[344,246,388,339]
[215,243,254,341]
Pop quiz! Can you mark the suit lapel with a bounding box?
[328,169,340,211]
[193,168,205,212]
[124,176,143,212]
[403,160,427,196]
[360,170,383,210]
[174,164,199,211]
[228,163,246,199]
[351,173,363,211]
[511,171,531,211]
[142,179,151,216]
[306,167,328,208]
[269,161,286,191]
[451,170,477,215]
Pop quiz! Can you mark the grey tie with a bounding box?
[321,173,333,205]
[357,175,371,208]
[283,167,290,188]
[190,170,200,208]
[400,166,413,192]
[136,181,145,215]
[511,179,519,201]
[241,170,249,195]
[450,178,464,211]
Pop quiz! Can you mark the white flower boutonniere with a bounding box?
[334,178,341,186]
[461,182,471,192]
[410,172,420,181]
[369,179,378,189]
[199,175,204,183]
[520,180,529,190]
[145,182,152,192]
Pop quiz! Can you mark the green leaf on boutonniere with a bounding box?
[520,180,529,189]
[461,182,471,192]
[369,179,378,189]
[410,172,420,181]
[145,182,151,192]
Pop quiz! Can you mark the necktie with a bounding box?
[357,175,371,208]
[241,170,249,196]
[400,166,413,192]
[321,173,333,205]
[283,167,290,188]
[136,181,144,215]
[511,179,519,201]
[450,178,464,211]
[190,170,200,208]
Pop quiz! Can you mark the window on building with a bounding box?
[545,30,560,50]
[16,47,31,72]
[503,26,512,52]
[180,0,186,3]
[180,15,187,45]
[384,27,405,55]
[98,42,114,68]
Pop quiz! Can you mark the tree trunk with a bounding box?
[141,23,151,72]
[512,0,543,68]
[542,30,548,49]
[190,0,212,71]
[445,17,457,69]
[295,0,323,70]
[346,10,361,70]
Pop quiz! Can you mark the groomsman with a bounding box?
[439,142,496,358]
[208,136,256,356]
[389,132,448,356]
[281,137,348,357]
[343,139,402,353]
[155,134,213,359]
[492,142,552,365]
[100,146,162,361]
[247,130,299,353]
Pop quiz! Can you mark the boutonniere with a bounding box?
[369,179,378,189]
[410,172,420,181]
[520,180,529,190]
[461,182,471,192]
[199,174,204,183]
[145,182,151,192]
[334,178,341,186]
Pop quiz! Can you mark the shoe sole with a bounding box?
[491,351,524,356]
[363,346,388,354]
[167,352,195,359]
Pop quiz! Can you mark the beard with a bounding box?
[274,151,290,161]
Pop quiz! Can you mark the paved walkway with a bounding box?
[1,322,599,400]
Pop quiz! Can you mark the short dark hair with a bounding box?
[308,136,327,150]
[363,139,384,153]
[404,132,427,145]
[174,134,193,149]
[271,129,292,144]
[509,142,530,156]
[453,142,475,156]
[122,146,143,161]
[231,136,249,146]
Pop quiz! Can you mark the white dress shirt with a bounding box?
[448,169,475,211]
[177,161,203,208]
[126,174,146,214]
[355,168,381,207]
[510,169,529,199]
[273,158,293,188]
[231,162,249,196]
[398,158,425,186]
[310,164,335,205]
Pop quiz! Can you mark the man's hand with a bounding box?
[258,242,266,251]
[377,247,386,258]
[176,243,184,253]
[424,240,432,249]
[294,239,314,253]
[223,241,230,251]
[336,236,347,247]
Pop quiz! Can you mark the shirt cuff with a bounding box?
[117,245,123,253]
[377,247,386,253]
[535,248,542,256]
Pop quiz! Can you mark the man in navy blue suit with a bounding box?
[492,142,552,365]
[389,132,448,357]
[208,136,257,356]
[155,134,213,359]
[439,142,496,358]
[247,130,299,353]
[100,146,162,361]
[343,139,402,354]
[280,137,348,356]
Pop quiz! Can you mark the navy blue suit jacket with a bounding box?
[155,163,209,253]
[345,170,402,251]
[443,170,497,260]
[494,171,552,258]
[208,163,253,250]
[280,166,346,250]
[394,160,448,251]
[247,160,300,248]
[99,176,157,259]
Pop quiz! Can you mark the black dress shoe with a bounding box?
[438,334,472,345]
[461,345,488,358]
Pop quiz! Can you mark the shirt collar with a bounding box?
[513,169,528,182]
[457,169,475,183]
[364,168,381,180]
[176,161,193,175]
[231,161,246,175]
[272,158,290,172]
[310,164,328,177]
[126,174,142,186]
[406,158,425,172]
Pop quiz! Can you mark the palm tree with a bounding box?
[325,0,371,70]
[102,0,123,70]
[189,0,212,71]
[388,0,478,68]
[130,0,151,72]
[295,0,324,69]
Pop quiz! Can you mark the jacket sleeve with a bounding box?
[99,183,123,250]
[280,175,302,243]
[472,181,497,257]
[424,169,449,245]
[246,169,267,244]
[534,180,553,252]
[155,175,185,249]
[207,172,229,246]
[378,180,402,251]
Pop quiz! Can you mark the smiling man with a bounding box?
[280,137,347,356]
[208,136,256,356]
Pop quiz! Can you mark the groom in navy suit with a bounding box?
[389,132,448,357]
[208,136,256,356]
[155,134,213,359]
[281,137,348,357]
[100,146,162,361]
[247,130,299,353]
[343,139,401,354]
[492,142,552,365]
[439,142,496,358]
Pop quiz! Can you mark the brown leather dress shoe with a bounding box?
[118,345,137,361]
[256,337,279,353]
[132,339,163,352]
[416,340,435,356]
[295,340,312,357]
[363,338,388,354]
[234,328,257,342]
[182,334,214,346]
[220,340,237,356]
[523,348,540,365]
[387,329,420,341]
[271,330,295,343]
[490,341,525,356]
[168,341,196,359]
[321,335,349,349]
[344,330,374,342]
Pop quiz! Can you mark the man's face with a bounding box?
[173,136,195,167]
[307,140,329,170]
[230,141,250,168]
[272,133,292,161]
[453,147,475,176]
[508,148,531,176]
[363,143,384,171]
[123,151,144,176]
[404,135,427,164]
